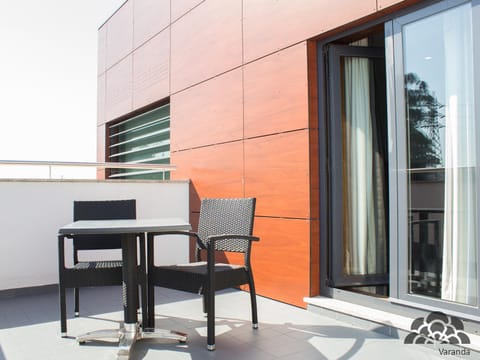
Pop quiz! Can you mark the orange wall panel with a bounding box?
[96,124,106,179]
[96,124,106,163]
[170,0,242,93]
[171,0,204,22]
[171,68,243,151]
[133,0,170,48]
[378,0,404,9]
[171,141,245,212]
[245,131,310,219]
[97,74,106,126]
[97,25,106,76]
[133,29,170,110]
[243,0,377,62]
[252,217,311,308]
[105,1,133,69]
[377,0,423,11]
[244,43,309,138]
[105,55,133,121]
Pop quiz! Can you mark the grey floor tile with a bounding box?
[0,286,474,360]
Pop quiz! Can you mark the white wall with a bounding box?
[0,179,190,291]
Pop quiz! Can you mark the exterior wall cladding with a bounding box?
[97,0,421,308]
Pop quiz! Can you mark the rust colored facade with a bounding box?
[97,0,422,307]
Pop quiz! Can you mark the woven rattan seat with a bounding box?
[150,262,248,294]
[147,198,259,351]
[73,260,123,270]
[58,200,147,336]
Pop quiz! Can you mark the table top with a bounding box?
[58,217,191,235]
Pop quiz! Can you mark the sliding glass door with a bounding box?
[322,0,480,316]
[390,0,480,312]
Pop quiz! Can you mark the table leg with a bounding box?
[122,234,138,325]
[75,233,187,359]
[116,235,140,359]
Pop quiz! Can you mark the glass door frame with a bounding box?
[326,43,389,288]
[387,0,480,317]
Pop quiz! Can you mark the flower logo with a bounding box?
[404,311,470,345]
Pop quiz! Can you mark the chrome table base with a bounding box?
[76,323,187,360]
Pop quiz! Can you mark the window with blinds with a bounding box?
[107,104,170,180]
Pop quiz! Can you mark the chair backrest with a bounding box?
[197,198,256,253]
[73,199,136,251]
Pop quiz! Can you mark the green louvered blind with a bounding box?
[107,104,170,180]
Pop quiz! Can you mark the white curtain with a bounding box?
[343,40,387,275]
[441,5,477,305]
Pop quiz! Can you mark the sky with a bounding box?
[0,0,125,177]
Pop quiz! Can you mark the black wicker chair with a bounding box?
[147,197,260,350]
[58,199,147,336]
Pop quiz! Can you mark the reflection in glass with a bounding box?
[405,73,444,173]
[404,4,477,305]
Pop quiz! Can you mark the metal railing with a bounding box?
[0,160,176,180]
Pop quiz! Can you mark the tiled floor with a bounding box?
[0,287,473,359]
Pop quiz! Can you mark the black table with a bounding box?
[58,218,191,360]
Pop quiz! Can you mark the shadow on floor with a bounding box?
[0,285,197,330]
[1,286,454,360]
[101,313,398,360]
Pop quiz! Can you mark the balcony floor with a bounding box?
[0,287,458,360]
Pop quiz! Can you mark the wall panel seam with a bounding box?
[170,0,206,26]
[170,42,308,96]
[134,25,170,53]
[104,27,171,75]
[170,128,311,154]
